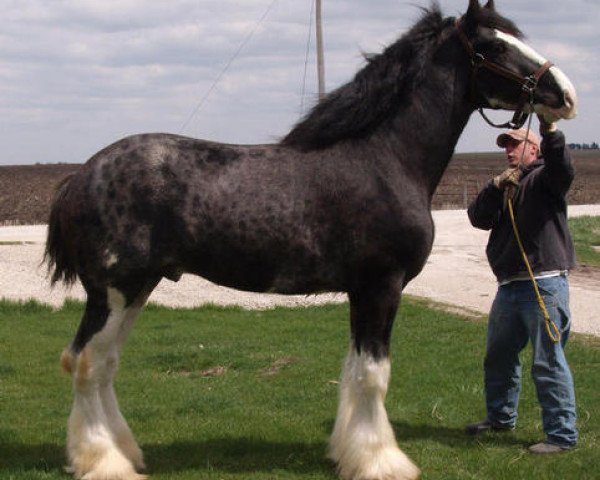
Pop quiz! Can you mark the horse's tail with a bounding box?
[44,174,79,286]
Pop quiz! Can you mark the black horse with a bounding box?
[45,1,576,479]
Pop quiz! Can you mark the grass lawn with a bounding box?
[1,299,599,480]
[569,215,600,267]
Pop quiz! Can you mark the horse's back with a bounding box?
[47,132,435,295]
[47,133,333,292]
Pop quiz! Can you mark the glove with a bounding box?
[537,113,557,134]
[493,167,522,190]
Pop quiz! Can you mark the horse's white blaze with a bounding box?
[493,30,578,120]
[67,288,146,479]
[329,347,420,480]
[494,30,547,65]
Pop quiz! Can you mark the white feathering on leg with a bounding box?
[99,352,146,471]
[329,347,420,480]
[66,288,146,480]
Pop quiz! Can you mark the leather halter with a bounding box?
[455,18,554,129]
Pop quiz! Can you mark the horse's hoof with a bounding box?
[80,470,147,480]
[336,445,420,480]
[68,447,145,480]
[81,474,147,480]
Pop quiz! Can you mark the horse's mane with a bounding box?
[281,3,521,151]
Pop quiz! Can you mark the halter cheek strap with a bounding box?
[455,18,554,130]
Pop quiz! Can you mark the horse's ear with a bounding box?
[467,0,481,12]
[464,0,482,33]
[484,0,495,10]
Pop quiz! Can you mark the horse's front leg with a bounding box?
[329,273,420,480]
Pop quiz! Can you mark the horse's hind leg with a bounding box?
[329,274,420,480]
[62,279,157,480]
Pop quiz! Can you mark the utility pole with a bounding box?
[315,0,325,99]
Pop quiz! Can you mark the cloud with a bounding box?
[0,0,598,164]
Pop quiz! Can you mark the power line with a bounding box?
[179,0,280,135]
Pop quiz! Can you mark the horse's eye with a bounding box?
[488,39,508,55]
[474,40,508,61]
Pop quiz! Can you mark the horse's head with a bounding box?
[458,0,577,124]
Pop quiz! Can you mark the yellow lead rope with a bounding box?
[506,189,561,343]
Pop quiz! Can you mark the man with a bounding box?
[466,116,578,454]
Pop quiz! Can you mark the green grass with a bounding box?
[1,298,599,479]
[569,216,600,267]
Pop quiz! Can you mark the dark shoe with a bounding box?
[465,419,514,435]
[528,442,570,455]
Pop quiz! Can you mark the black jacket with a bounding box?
[467,130,576,282]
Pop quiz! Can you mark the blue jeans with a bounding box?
[484,275,578,447]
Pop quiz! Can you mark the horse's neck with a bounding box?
[383,60,474,197]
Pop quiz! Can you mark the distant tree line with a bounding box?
[568,142,599,150]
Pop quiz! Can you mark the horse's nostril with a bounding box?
[563,89,577,113]
[564,92,573,110]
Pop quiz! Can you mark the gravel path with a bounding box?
[2,205,599,336]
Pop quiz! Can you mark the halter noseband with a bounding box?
[455,18,554,130]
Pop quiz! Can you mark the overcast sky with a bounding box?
[1,0,598,165]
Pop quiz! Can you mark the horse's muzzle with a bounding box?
[539,65,578,121]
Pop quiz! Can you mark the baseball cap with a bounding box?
[496,127,540,150]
